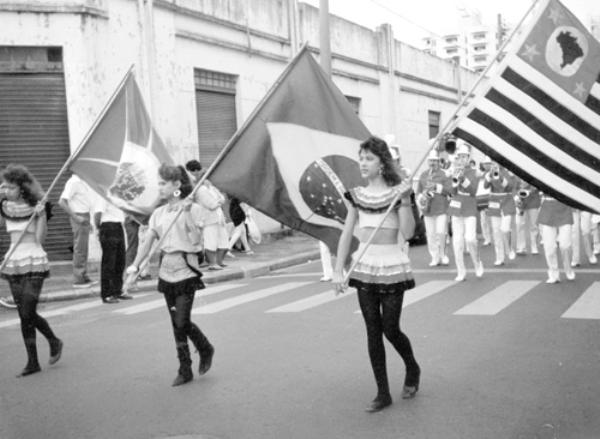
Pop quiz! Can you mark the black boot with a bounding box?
[172,343,193,387]
[189,324,214,375]
[402,363,421,399]
[17,338,41,378]
[49,338,63,365]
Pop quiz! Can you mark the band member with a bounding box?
[476,157,492,246]
[447,142,484,281]
[515,179,541,255]
[571,209,598,266]
[483,162,517,265]
[416,150,451,266]
[537,194,575,283]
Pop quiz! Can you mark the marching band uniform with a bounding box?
[447,145,484,281]
[515,180,541,255]
[476,159,492,247]
[571,209,597,266]
[592,214,600,255]
[416,151,451,266]
[483,165,517,265]
[537,195,575,283]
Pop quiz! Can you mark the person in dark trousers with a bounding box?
[0,164,63,377]
[126,164,214,386]
[94,199,132,303]
[333,136,420,412]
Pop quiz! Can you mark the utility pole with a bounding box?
[319,0,331,76]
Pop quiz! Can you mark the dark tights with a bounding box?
[163,290,210,350]
[357,287,419,397]
[9,276,56,343]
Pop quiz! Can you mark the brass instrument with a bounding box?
[452,166,465,185]
[419,169,436,213]
[515,181,530,215]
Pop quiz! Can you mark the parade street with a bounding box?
[1,243,599,439]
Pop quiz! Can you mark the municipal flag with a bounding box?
[452,0,600,213]
[207,46,369,252]
[69,72,173,219]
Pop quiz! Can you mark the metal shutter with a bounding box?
[0,72,72,260]
[195,89,237,169]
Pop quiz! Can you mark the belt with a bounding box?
[490,192,509,196]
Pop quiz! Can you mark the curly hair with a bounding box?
[158,164,193,199]
[359,136,401,186]
[1,164,44,206]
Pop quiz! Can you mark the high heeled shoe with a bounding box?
[365,394,392,412]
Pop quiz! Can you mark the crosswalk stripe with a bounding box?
[192,282,311,314]
[561,282,600,319]
[353,280,455,314]
[454,281,538,315]
[0,294,148,328]
[266,288,355,313]
[117,283,247,315]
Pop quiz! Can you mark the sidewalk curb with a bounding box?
[32,249,320,304]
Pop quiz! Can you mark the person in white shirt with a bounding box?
[186,160,229,271]
[94,199,132,303]
[59,174,96,288]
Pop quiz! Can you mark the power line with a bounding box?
[365,0,445,39]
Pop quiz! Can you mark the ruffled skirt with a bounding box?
[348,243,415,294]
[0,242,49,280]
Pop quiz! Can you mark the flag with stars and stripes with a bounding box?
[207,46,368,253]
[452,0,600,213]
[69,72,173,220]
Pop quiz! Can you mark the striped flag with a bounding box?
[452,0,600,213]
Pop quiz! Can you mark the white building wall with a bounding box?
[0,0,479,238]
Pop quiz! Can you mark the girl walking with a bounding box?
[0,164,63,377]
[127,164,214,386]
[333,136,420,412]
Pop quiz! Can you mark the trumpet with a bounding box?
[518,189,530,199]
[452,167,465,185]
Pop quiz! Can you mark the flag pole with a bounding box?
[342,0,543,286]
[0,64,135,273]
[125,44,314,286]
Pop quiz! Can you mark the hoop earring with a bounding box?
[173,189,181,198]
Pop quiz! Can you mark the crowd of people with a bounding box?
[1,135,598,412]
[414,139,600,283]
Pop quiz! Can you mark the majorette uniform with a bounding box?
[537,195,574,283]
[0,199,49,279]
[343,185,415,294]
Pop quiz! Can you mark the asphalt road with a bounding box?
[1,245,599,439]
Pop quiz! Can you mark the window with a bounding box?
[345,95,361,115]
[194,69,237,94]
[428,110,441,139]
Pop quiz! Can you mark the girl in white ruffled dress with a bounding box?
[0,164,62,377]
